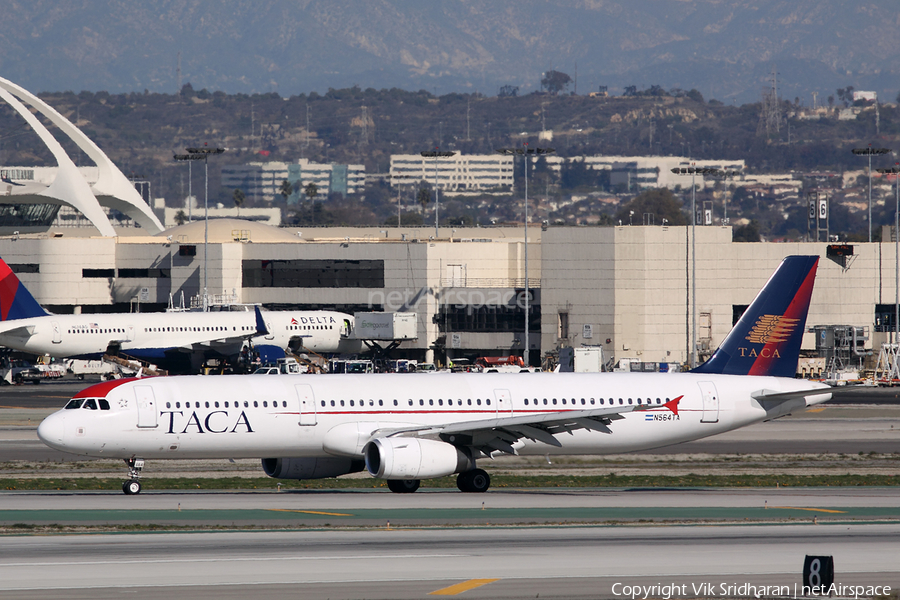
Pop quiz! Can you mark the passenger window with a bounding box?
[552,399,557,405]
[379,400,384,406]
[166,402,172,409]
[83,399,97,410]
[486,399,491,406]
[215,401,220,408]
[419,400,424,406]
[176,402,181,409]
[467,399,472,405]
[340,400,345,407]
[408,400,413,406]
[225,402,229,408]
[628,399,633,405]
[244,401,249,408]
[321,401,325,407]
[392,400,397,406]
[429,399,434,406]
[99,399,110,410]
[205,401,210,408]
[438,399,443,406]
[476,399,481,405]
[263,401,268,408]
[350,400,355,407]
[330,400,335,406]
[581,398,586,405]
[543,399,548,405]
[254,401,259,408]
[282,401,287,408]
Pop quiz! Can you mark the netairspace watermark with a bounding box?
[611,582,892,599]
[368,288,533,312]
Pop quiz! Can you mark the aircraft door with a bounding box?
[493,388,513,417]
[51,322,61,344]
[134,386,158,428]
[265,320,275,340]
[126,325,135,342]
[698,381,719,423]
[295,384,317,426]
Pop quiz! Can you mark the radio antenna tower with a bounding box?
[757,64,782,138]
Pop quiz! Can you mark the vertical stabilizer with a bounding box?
[692,255,819,378]
[0,258,50,321]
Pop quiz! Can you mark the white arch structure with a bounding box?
[0,77,164,236]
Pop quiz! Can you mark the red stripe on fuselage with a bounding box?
[748,260,818,376]
[73,377,147,399]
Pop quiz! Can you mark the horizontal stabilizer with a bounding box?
[751,387,832,403]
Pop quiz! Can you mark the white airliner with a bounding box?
[0,257,360,372]
[38,256,831,494]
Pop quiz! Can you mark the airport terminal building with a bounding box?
[0,219,890,370]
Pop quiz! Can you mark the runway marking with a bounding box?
[771,506,846,513]
[429,579,500,595]
[267,509,353,516]
[806,407,827,413]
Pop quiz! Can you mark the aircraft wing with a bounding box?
[372,404,638,455]
[0,324,36,339]
[179,306,272,352]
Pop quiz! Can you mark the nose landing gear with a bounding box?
[122,457,144,495]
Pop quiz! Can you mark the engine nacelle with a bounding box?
[364,437,472,480]
[261,457,365,480]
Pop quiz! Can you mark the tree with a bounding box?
[232,188,245,217]
[686,89,704,103]
[733,220,761,242]
[304,182,319,226]
[279,179,293,203]
[174,210,187,226]
[614,188,688,226]
[499,85,519,98]
[417,187,431,210]
[541,70,572,95]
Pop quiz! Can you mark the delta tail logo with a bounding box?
[744,315,800,345]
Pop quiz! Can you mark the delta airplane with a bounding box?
[0,258,360,372]
[38,256,831,494]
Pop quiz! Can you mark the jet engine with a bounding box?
[261,457,365,480]
[364,437,473,480]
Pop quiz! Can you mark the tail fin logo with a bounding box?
[744,315,800,345]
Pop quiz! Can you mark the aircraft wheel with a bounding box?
[458,469,490,493]
[122,480,142,495]
[386,479,420,493]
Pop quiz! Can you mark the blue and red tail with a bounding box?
[0,258,49,321]
[692,255,818,378]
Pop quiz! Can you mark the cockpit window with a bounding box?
[83,399,97,410]
[65,399,84,409]
[99,399,110,410]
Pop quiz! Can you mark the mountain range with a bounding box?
[1,1,898,104]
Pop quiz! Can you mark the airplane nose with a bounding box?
[37,414,65,448]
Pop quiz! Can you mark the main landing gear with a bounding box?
[456,468,490,493]
[122,458,144,495]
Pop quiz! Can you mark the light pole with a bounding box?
[497,146,556,367]
[174,153,205,222]
[852,146,891,242]
[186,146,225,311]
[420,149,455,238]
[877,163,900,343]
[671,166,720,368]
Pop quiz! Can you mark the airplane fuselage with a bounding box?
[0,310,359,364]
[38,372,831,461]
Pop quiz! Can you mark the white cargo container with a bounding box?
[574,347,604,372]
[353,312,417,340]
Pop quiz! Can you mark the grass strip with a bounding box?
[2,472,899,491]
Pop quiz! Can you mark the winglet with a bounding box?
[254,306,269,336]
[692,255,819,378]
[0,257,50,321]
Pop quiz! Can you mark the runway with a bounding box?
[2,522,898,599]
